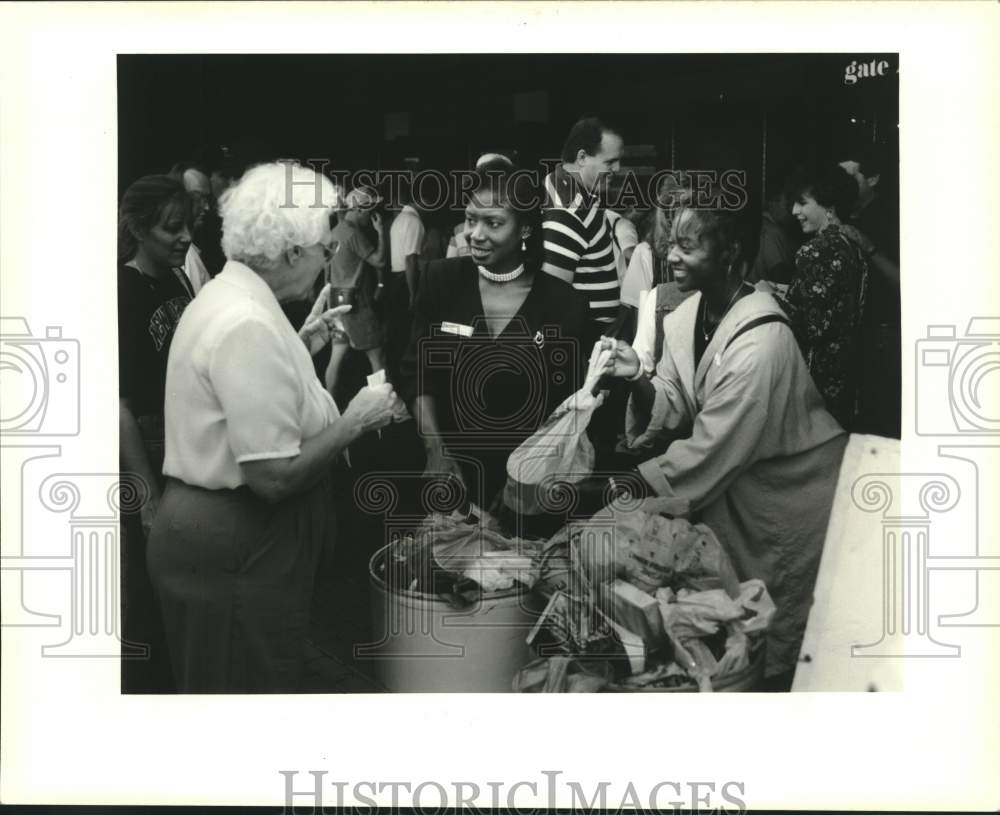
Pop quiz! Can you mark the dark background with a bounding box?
[118,52,899,220]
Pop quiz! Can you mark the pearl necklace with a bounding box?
[700,282,750,342]
[477,263,525,283]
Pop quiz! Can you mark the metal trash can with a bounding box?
[605,643,766,692]
[363,543,545,692]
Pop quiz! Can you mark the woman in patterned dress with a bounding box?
[783,163,870,430]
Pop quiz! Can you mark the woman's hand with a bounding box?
[343,383,399,435]
[596,337,641,380]
[371,211,383,232]
[299,283,352,355]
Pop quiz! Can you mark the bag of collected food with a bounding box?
[659,588,744,639]
[657,579,776,688]
[714,627,751,676]
[502,343,613,518]
[513,656,612,693]
[427,512,541,593]
[571,503,740,599]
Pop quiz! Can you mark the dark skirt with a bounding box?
[332,284,384,351]
[147,475,334,693]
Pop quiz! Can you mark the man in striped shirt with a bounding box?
[542,117,625,341]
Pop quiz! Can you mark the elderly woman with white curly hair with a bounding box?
[148,162,400,693]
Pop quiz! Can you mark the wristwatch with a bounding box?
[608,470,653,500]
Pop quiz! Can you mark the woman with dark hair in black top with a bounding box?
[400,165,589,511]
[117,173,195,692]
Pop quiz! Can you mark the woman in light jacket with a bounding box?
[602,203,848,689]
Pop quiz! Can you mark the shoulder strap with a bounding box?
[653,284,671,364]
[171,266,196,299]
[723,313,790,353]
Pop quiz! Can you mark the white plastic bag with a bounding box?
[502,344,613,517]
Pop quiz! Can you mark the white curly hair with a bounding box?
[219,162,339,268]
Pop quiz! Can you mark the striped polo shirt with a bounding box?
[541,166,620,327]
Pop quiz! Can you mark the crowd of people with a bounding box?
[118,116,901,694]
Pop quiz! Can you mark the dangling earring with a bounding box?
[521,238,527,253]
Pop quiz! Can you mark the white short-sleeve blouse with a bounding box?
[162,260,340,489]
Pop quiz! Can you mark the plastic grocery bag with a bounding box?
[428,514,540,592]
[714,627,751,676]
[573,509,740,598]
[502,344,613,517]
[659,588,744,639]
[734,578,776,635]
[512,656,612,693]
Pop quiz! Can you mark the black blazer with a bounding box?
[399,256,589,449]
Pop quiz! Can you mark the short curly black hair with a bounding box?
[791,162,859,220]
[672,196,761,271]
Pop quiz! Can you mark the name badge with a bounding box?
[441,321,474,338]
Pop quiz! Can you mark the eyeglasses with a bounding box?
[297,239,337,263]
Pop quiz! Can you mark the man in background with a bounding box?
[543,117,627,466]
[542,116,625,341]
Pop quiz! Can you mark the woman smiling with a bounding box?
[600,203,847,687]
[784,163,870,429]
[400,163,588,510]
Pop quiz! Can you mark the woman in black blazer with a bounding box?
[400,164,588,511]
